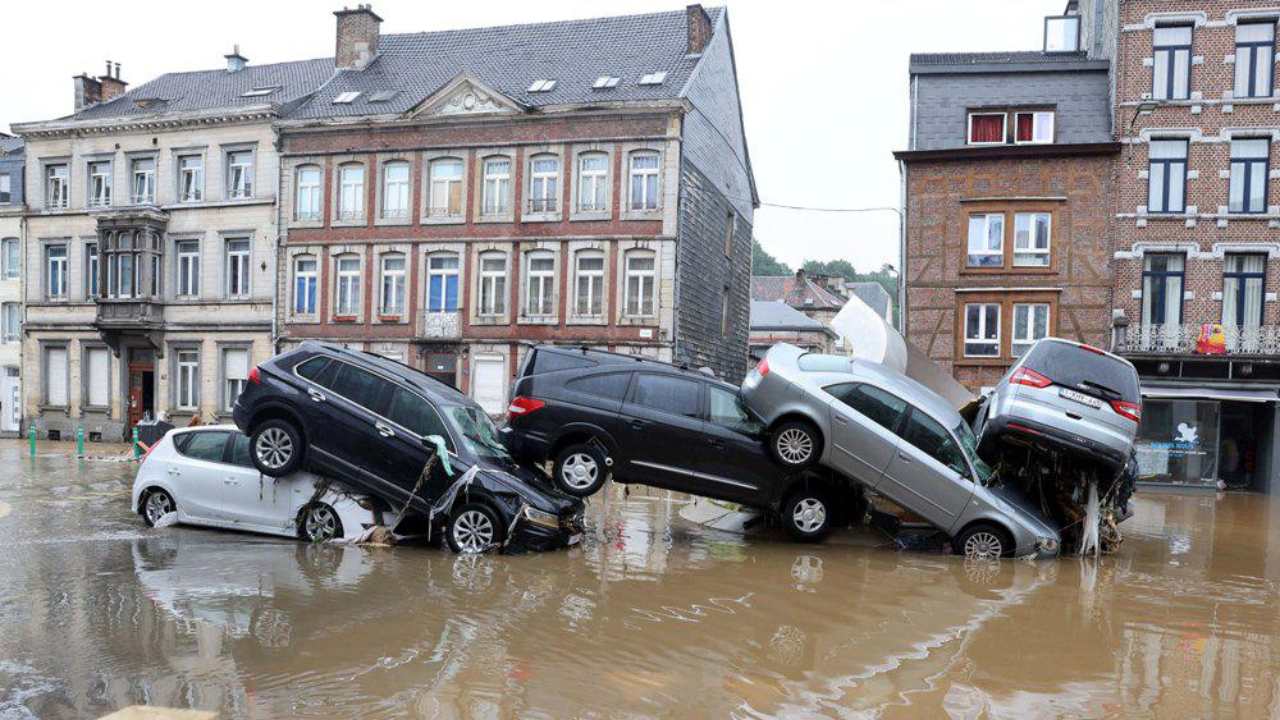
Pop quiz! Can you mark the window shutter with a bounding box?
[47,348,68,405]
[87,348,110,407]
[225,349,250,381]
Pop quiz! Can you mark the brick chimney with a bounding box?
[686,4,713,55]
[335,4,382,69]
[73,73,102,112]
[98,61,127,102]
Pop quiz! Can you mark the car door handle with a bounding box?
[707,438,725,449]
[629,419,647,429]
[897,452,913,464]
[833,415,848,425]
[224,478,237,485]
[308,388,326,402]
[167,468,180,476]
[376,422,395,438]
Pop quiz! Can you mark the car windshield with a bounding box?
[954,421,995,485]
[448,406,513,464]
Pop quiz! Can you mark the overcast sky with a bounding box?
[0,0,1066,272]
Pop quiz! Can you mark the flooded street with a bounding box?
[3,441,1280,719]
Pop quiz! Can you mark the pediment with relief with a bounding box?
[410,73,525,118]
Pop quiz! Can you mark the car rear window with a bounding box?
[527,350,598,376]
[566,372,632,401]
[175,431,230,463]
[798,354,852,373]
[1022,342,1140,403]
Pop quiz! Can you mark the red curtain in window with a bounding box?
[971,115,1004,143]
[1016,114,1034,142]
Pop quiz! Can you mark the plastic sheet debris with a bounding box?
[334,525,397,547]
[152,512,179,529]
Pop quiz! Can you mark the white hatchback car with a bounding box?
[131,425,378,542]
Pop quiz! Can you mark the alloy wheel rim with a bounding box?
[963,531,1003,560]
[305,506,337,541]
[256,428,293,469]
[560,453,599,490]
[453,510,495,553]
[145,492,172,524]
[777,429,813,464]
[792,498,826,533]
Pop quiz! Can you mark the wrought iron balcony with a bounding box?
[421,310,462,340]
[1116,323,1280,356]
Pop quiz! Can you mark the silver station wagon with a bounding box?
[741,344,1060,558]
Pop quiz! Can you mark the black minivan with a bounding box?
[232,342,583,553]
[503,346,866,540]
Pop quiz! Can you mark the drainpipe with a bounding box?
[271,129,283,354]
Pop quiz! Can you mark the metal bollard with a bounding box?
[28,420,35,458]
[132,426,141,460]
[77,424,85,458]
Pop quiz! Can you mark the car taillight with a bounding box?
[756,358,769,377]
[507,397,545,420]
[248,366,260,385]
[1079,344,1107,355]
[1009,367,1052,389]
[1111,400,1141,423]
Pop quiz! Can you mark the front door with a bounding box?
[425,351,458,389]
[616,372,705,489]
[695,385,774,505]
[127,349,155,434]
[877,407,975,531]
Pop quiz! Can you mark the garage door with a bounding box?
[472,357,507,416]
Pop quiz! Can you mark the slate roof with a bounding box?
[750,301,833,334]
[846,282,891,319]
[750,274,845,310]
[0,136,23,156]
[910,50,1091,66]
[293,8,723,119]
[62,58,336,122]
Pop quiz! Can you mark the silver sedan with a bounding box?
[741,344,1060,558]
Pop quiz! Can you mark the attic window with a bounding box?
[527,79,557,93]
[133,98,169,110]
[368,90,400,103]
[240,86,280,97]
[638,72,668,86]
[333,91,362,104]
[593,76,621,89]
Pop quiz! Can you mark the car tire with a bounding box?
[770,420,822,469]
[250,419,304,477]
[142,488,176,527]
[951,523,1011,560]
[299,503,344,543]
[446,502,505,554]
[781,487,835,543]
[552,443,608,497]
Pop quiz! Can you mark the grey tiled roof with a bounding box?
[292,7,723,118]
[846,282,891,319]
[0,136,23,156]
[750,301,832,333]
[910,50,1091,66]
[62,58,336,122]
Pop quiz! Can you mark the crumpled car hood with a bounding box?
[987,483,1059,537]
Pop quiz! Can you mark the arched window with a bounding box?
[524,250,556,316]
[481,157,511,215]
[574,250,605,317]
[528,154,559,213]
[577,152,608,213]
[379,252,407,315]
[628,151,660,211]
[426,252,460,312]
[428,158,464,217]
[478,251,508,316]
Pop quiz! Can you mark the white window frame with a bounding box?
[335,255,362,316]
[428,158,464,218]
[478,252,508,317]
[1,238,19,279]
[224,238,251,298]
[178,155,203,203]
[1,302,19,344]
[130,157,156,204]
[574,250,605,317]
[524,251,556,317]
[628,151,660,211]
[293,255,318,316]
[426,252,460,313]
[174,348,200,411]
[379,253,407,316]
[176,240,200,298]
[1013,111,1055,145]
[623,250,657,318]
[221,347,251,413]
[45,244,68,300]
[85,242,99,298]
[44,345,69,407]
[295,165,322,220]
[337,163,366,222]
[1013,213,1052,267]
[46,164,69,209]
[1011,303,1050,357]
[963,303,1001,358]
[88,161,112,207]
[577,152,609,213]
[528,155,559,214]
[380,161,410,220]
[966,112,1007,146]
[226,150,254,199]
[966,214,1005,267]
[481,157,511,216]
[84,345,111,409]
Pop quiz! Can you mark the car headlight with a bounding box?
[522,506,560,529]
[1036,536,1060,553]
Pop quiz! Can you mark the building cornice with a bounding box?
[274,100,688,135]
[894,142,1120,163]
[11,105,281,140]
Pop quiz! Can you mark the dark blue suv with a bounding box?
[232,342,583,553]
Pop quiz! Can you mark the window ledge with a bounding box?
[332,315,359,324]
[37,404,69,412]
[290,219,324,229]
[286,315,321,325]
[471,316,509,326]
[954,358,1013,368]
[621,209,662,222]
[374,217,412,227]
[566,316,608,326]
[617,316,657,326]
[521,213,562,224]
[331,218,368,228]
[375,314,407,324]
[421,215,466,226]
[517,315,559,325]
[959,267,1058,275]
[475,214,515,224]
[569,211,613,223]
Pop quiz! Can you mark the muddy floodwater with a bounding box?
[3,443,1280,719]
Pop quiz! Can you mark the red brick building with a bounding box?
[1108,1,1280,491]
[275,6,756,414]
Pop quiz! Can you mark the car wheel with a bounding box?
[446,503,504,554]
[142,488,175,527]
[251,419,303,477]
[552,443,608,497]
[952,523,1010,560]
[781,487,834,542]
[771,420,822,469]
[300,503,343,543]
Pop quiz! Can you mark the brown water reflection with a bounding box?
[2,444,1280,719]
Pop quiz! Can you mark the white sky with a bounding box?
[0,0,1066,272]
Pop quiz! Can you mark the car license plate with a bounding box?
[1059,387,1103,409]
[567,533,582,547]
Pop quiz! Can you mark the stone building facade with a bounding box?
[1107,0,1280,491]
[896,17,1119,392]
[274,5,756,413]
[0,136,24,435]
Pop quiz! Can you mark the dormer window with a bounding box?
[967,109,1056,146]
[1014,112,1055,144]
[333,91,361,104]
[527,79,557,92]
[1044,15,1080,52]
[967,113,1007,145]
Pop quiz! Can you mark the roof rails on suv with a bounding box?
[519,345,717,378]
